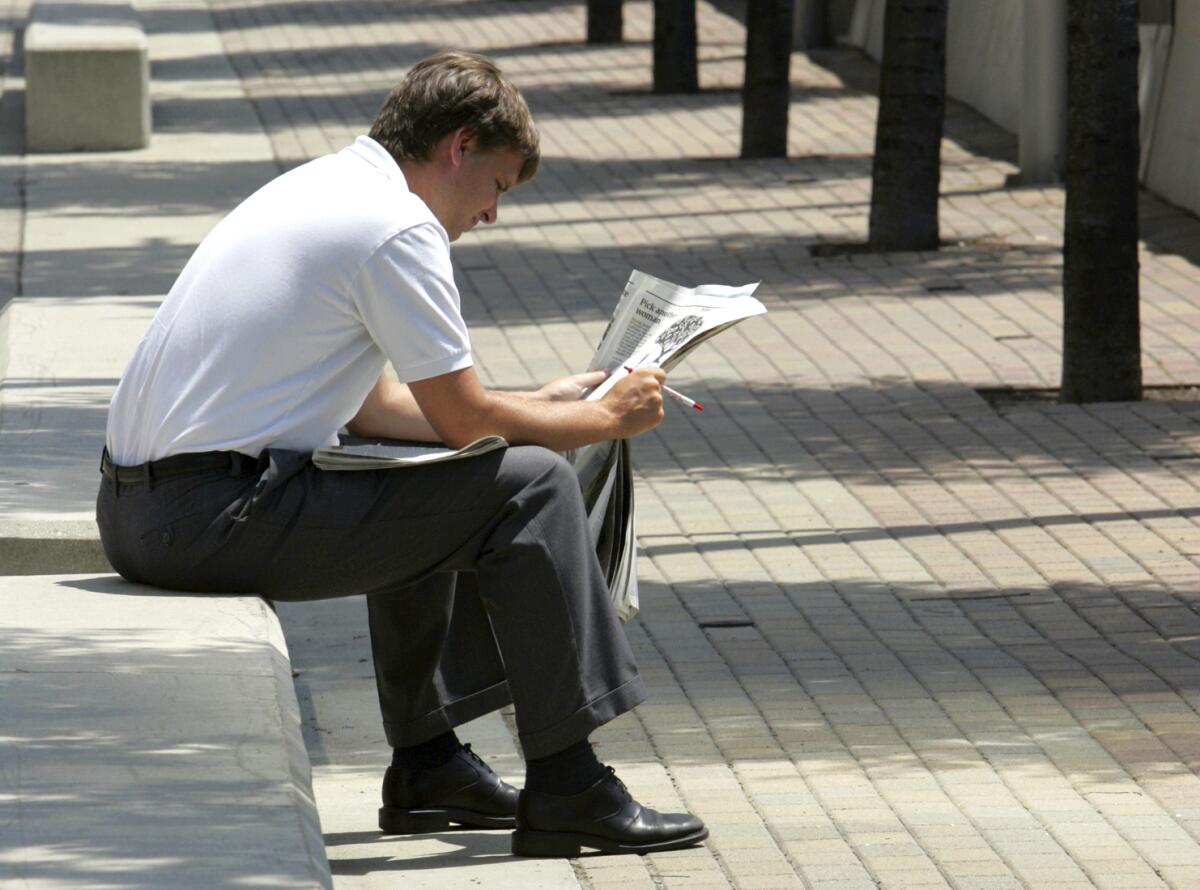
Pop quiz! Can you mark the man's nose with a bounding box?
[481,201,498,225]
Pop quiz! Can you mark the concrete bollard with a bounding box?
[24,0,151,152]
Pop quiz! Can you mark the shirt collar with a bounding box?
[345,135,407,188]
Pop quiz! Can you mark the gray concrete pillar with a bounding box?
[1016,0,1067,184]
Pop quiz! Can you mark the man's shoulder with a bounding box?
[249,150,440,251]
[328,147,441,235]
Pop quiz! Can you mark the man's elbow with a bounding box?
[430,418,490,450]
[345,404,376,438]
[425,399,501,449]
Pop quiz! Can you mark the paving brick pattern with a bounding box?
[203,1,1200,886]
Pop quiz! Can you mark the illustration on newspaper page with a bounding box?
[571,270,766,621]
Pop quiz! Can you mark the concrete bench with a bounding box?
[0,575,333,888]
[0,294,152,574]
[24,0,151,151]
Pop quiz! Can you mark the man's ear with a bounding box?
[448,126,474,169]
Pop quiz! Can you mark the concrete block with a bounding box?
[0,574,332,888]
[24,0,151,151]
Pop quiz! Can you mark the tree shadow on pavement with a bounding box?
[1140,189,1200,268]
[19,241,199,297]
[18,158,276,213]
[202,0,577,29]
[151,38,632,83]
[450,238,1066,330]
[622,571,1199,776]
[6,372,1197,519]
[635,376,1200,483]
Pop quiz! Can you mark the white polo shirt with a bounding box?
[106,136,473,464]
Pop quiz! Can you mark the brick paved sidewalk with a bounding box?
[204,1,1200,887]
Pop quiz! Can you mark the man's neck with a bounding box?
[397,159,449,229]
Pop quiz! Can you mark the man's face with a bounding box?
[443,143,526,242]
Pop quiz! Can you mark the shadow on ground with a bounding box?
[5,372,1199,518]
[327,830,518,875]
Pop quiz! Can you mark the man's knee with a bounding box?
[500,445,580,503]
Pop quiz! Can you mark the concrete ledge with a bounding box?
[0,574,333,888]
[0,295,157,574]
[24,0,151,151]
[0,518,110,574]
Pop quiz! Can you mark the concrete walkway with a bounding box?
[4,0,1200,888]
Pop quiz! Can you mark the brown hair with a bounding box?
[369,50,540,182]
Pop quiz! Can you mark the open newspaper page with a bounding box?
[571,270,767,621]
[584,270,765,399]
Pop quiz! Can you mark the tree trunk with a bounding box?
[1060,0,1141,402]
[741,0,795,158]
[587,0,622,44]
[653,0,698,93]
[792,0,830,50]
[867,0,947,251]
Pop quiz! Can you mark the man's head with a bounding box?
[370,51,540,240]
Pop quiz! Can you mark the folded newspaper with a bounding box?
[311,270,766,621]
[569,270,765,620]
[314,435,507,470]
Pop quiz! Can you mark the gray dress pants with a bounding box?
[96,445,645,759]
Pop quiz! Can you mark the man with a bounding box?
[97,51,706,858]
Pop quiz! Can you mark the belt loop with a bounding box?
[229,452,243,476]
[103,448,121,498]
[143,461,154,492]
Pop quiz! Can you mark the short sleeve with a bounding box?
[351,223,474,381]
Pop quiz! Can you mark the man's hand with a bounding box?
[536,370,609,402]
[599,366,665,439]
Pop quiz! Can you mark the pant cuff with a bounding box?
[517,674,648,759]
[382,680,511,748]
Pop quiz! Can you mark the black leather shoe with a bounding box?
[379,744,519,833]
[512,767,707,857]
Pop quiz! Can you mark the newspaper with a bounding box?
[571,271,765,621]
[313,435,507,470]
[583,270,765,395]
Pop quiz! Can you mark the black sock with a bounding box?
[392,729,462,771]
[524,738,606,795]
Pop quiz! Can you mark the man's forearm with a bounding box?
[346,377,441,441]
[360,392,617,450]
[409,366,663,451]
[471,390,622,451]
[347,377,611,449]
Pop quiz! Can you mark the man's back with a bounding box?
[107,136,468,464]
